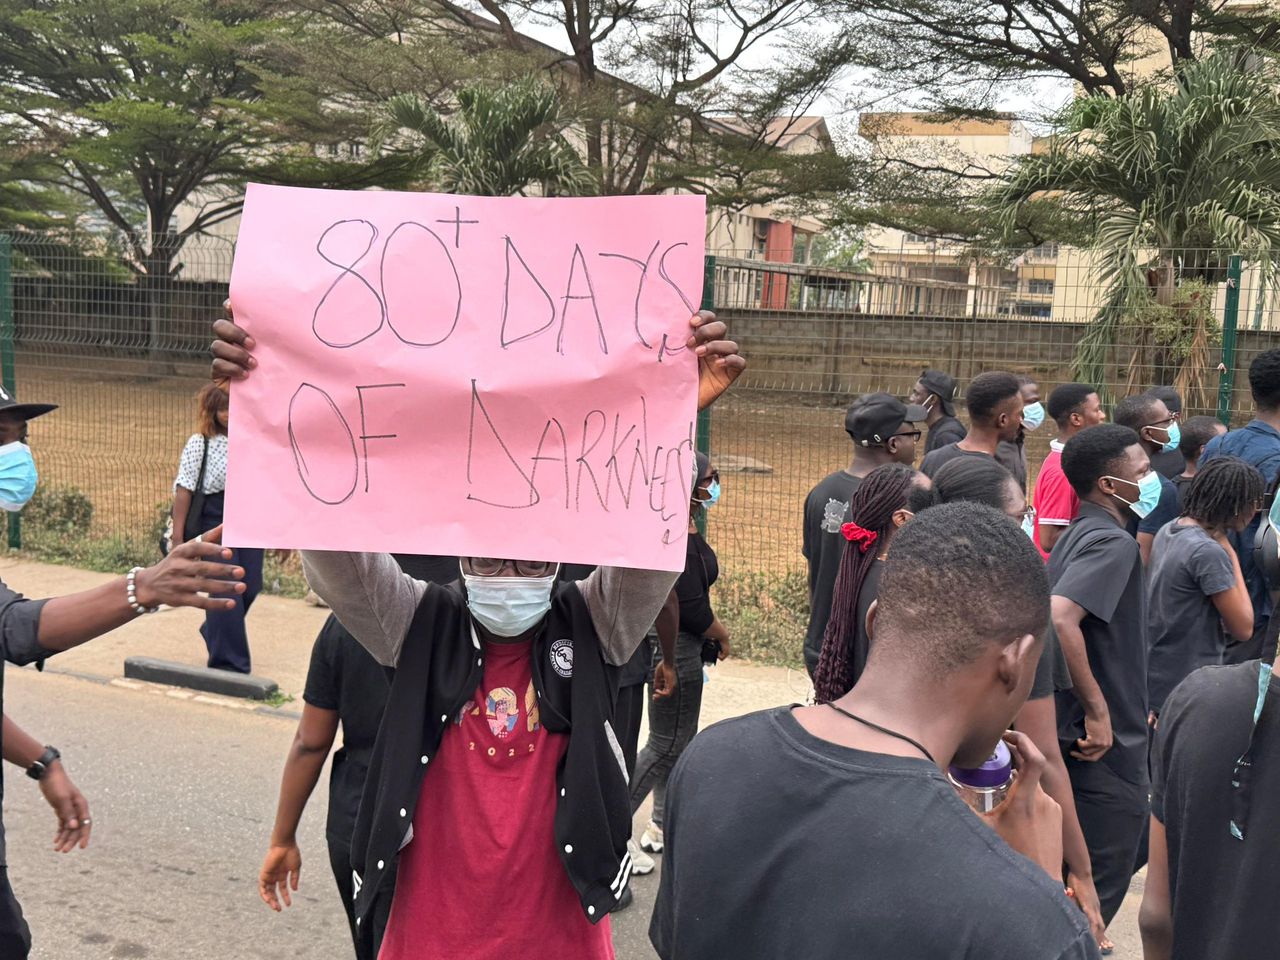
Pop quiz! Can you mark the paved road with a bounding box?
[3,668,1143,960]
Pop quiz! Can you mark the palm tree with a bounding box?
[993,51,1280,405]
[376,76,595,198]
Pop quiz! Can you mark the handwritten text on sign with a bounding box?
[224,185,705,571]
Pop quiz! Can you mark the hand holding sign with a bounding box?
[218,186,738,571]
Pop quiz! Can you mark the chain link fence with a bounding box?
[5,232,1279,664]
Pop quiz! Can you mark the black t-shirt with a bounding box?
[919,443,993,479]
[1150,448,1185,480]
[1172,473,1194,502]
[676,531,718,636]
[925,415,966,454]
[651,708,1098,960]
[1152,661,1280,960]
[1048,503,1149,785]
[995,437,1028,492]
[303,615,392,842]
[847,559,883,689]
[803,470,864,674]
[1030,622,1072,701]
[1146,522,1237,713]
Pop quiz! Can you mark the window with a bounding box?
[1027,279,1055,295]
[905,233,933,243]
[1030,242,1059,259]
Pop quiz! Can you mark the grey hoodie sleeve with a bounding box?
[579,567,680,666]
[301,551,425,667]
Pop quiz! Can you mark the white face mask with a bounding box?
[462,570,557,638]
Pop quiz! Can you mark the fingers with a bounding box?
[260,877,281,912]
[213,314,253,347]
[74,792,92,849]
[280,870,294,908]
[688,317,726,346]
[1003,729,1046,795]
[210,336,255,380]
[696,337,740,360]
[172,538,234,561]
[200,524,225,546]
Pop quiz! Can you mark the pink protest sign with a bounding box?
[224,184,705,571]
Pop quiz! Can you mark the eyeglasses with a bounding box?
[699,469,720,486]
[892,430,923,442]
[466,558,557,578]
[1145,416,1178,430]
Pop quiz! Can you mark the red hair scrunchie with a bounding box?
[841,522,879,553]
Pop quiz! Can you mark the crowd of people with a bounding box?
[2,303,1279,960]
[803,358,1280,959]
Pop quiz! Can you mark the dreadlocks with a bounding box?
[813,463,916,703]
[1181,456,1265,532]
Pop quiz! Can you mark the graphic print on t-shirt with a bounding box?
[465,679,543,758]
[821,498,850,534]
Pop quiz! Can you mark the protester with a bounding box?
[930,453,1107,947]
[628,452,728,870]
[1146,457,1261,719]
[812,464,937,702]
[920,371,1024,477]
[909,368,964,455]
[651,502,1098,960]
[801,393,925,677]
[996,375,1042,493]
[1036,383,1107,556]
[0,389,245,960]
[1140,657,1280,960]
[1171,416,1226,502]
[933,455,1030,531]
[1146,387,1184,479]
[171,382,264,673]
[1052,424,1152,927]
[259,616,394,959]
[1113,393,1181,565]
[212,307,743,959]
[1202,349,1280,664]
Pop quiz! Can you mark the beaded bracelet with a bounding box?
[127,566,159,615]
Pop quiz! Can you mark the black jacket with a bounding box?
[349,581,631,945]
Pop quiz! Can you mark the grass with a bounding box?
[263,690,297,709]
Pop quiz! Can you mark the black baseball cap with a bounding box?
[917,369,957,415]
[846,393,928,446]
[0,384,56,421]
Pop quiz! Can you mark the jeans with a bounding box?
[629,632,705,827]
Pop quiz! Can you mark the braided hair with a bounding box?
[813,463,917,703]
[1181,455,1264,532]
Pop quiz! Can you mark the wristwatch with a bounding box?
[26,746,60,781]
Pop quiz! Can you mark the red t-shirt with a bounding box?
[1032,443,1079,560]
[379,637,614,960]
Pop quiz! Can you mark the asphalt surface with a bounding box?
[3,668,664,960]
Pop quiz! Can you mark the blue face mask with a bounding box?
[462,570,557,638]
[696,478,721,509]
[1021,512,1036,540]
[1106,470,1163,519]
[1021,401,1046,432]
[1152,420,1181,454]
[0,442,37,512]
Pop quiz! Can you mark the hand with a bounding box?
[38,762,92,853]
[259,843,302,911]
[211,300,256,383]
[1071,709,1113,762]
[132,525,247,612]
[652,659,678,700]
[688,311,744,411]
[981,730,1064,879]
[1066,870,1109,950]
[716,635,732,660]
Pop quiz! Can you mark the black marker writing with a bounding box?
[557,244,608,356]
[288,383,360,505]
[313,220,385,348]
[436,205,478,248]
[355,383,406,493]
[500,236,556,348]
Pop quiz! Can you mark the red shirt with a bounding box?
[1032,442,1079,560]
[379,637,614,960]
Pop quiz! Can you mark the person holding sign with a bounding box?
[212,306,742,959]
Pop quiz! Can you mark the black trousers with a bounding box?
[328,836,394,960]
[1064,755,1149,926]
[615,681,646,780]
[0,868,31,960]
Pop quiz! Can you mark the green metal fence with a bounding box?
[3,232,1277,664]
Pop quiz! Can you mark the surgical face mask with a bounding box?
[1105,471,1163,519]
[695,478,721,509]
[462,570,556,638]
[1021,511,1036,540]
[1021,401,1046,432]
[0,441,37,512]
[1150,420,1181,454]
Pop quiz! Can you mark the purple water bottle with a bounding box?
[947,740,1014,813]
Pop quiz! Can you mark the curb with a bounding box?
[123,656,280,701]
